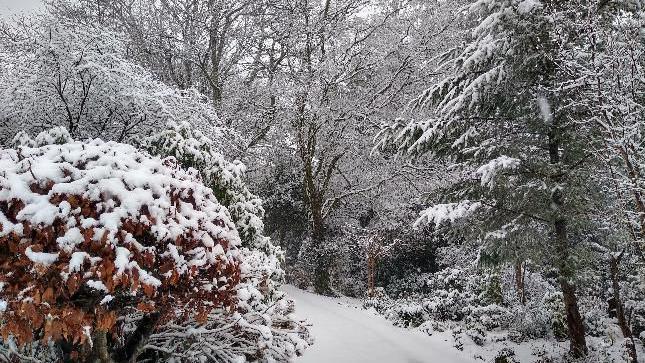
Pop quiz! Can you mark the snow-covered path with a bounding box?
[283,285,474,363]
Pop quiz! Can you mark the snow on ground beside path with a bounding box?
[283,285,474,363]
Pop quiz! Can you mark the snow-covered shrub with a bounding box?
[139,123,311,360]
[583,297,614,338]
[452,326,465,351]
[13,127,73,148]
[494,348,518,363]
[370,264,565,350]
[386,300,427,328]
[384,273,424,298]
[0,138,241,360]
[623,273,645,340]
[464,304,512,331]
[500,269,554,341]
[142,121,270,253]
[368,268,488,328]
[115,247,310,361]
[633,301,645,345]
[420,268,479,321]
[145,268,311,361]
[291,235,342,295]
[365,283,430,328]
[0,130,311,362]
[369,268,497,330]
[0,341,59,362]
[505,302,551,342]
[327,233,368,298]
[465,323,487,346]
[543,292,568,340]
[479,273,504,305]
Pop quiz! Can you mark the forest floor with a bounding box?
[283,285,474,363]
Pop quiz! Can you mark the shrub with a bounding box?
[5,128,313,362]
[543,292,568,340]
[479,273,503,305]
[465,323,486,346]
[0,138,241,360]
[421,268,478,321]
[506,302,551,342]
[494,348,518,363]
[583,297,613,338]
[465,304,512,331]
[142,121,270,252]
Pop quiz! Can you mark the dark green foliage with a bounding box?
[480,274,503,306]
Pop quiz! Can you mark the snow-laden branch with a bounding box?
[414,200,481,228]
[321,177,389,220]
[475,155,520,189]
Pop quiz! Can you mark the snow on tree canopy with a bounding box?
[0,138,241,346]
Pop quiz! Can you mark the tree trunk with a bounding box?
[115,312,161,363]
[552,181,587,358]
[514,261,526,305]
[558,273,587,357]
[616,146,645,263]
[92,330,113,363]
[548,119,587,357]
[309,190,332,295]
[311,230,332,296]
[313,253,332,296]
[609,253,638,362]
[367,255,376,297]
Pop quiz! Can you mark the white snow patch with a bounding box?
[86,280,108,292]
[56,228,84,253]
[283,285,472,363]
[24,246,59,266]
[68,251,89,272]
[517,0,541,14]
[537,96,552,123]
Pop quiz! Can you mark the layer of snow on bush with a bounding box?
[24,246,59,266]
[0,137,241,291]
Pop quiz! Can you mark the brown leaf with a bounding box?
[143,284,155,298]
[42,287,55,303]
[95,311,116,332]
[67,274,80,295]
[136,301,155,313]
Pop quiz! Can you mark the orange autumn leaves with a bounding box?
[0,140,243,352]
[0,189,240,347]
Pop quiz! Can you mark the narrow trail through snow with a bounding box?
[283,285,475,363]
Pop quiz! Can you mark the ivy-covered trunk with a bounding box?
[367,254,377,297]
[311,203,333,296]
[609,253,638,362]
[92,330,113,363]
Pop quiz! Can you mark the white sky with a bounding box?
[0,0,44,20]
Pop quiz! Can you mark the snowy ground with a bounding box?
[283,285,474,363]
